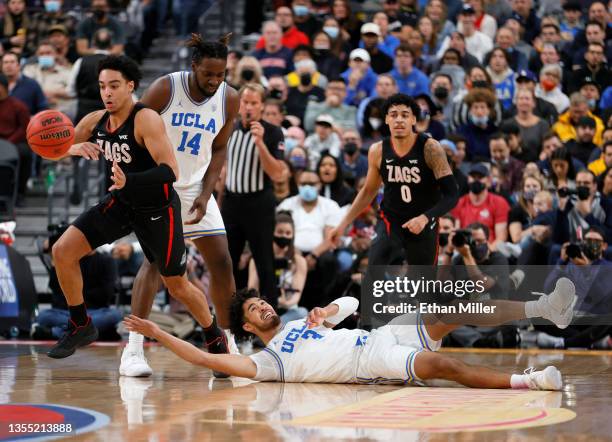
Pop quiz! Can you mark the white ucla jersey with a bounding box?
[249,320,369,383]
[160,72,227,189]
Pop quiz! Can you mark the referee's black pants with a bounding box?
[222,189,276,307]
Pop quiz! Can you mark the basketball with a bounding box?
[26,110,75,160]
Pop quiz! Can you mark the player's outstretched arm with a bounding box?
[123,315,257,378]
[63,110,106,160]
[328,143,383,245]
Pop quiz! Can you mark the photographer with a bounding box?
[536,226,612,349]
[449,222,511,299]
[248,212,308,324]
[437,214,456,265]
[551,170,612,263]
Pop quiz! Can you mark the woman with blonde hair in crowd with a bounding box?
[232,56,268,89]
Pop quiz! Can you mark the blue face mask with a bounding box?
[38,55,55,69]
[290,155,307,169]
[587,98,597,109]
[469,114,489,127]
[293,5,309,17]
[45,1,60,12]
[323,26,339,39]
[299,185,318,202]
[285,138,298,153]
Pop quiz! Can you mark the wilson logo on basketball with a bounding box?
[42,115,63,126]
[40,129,72,141]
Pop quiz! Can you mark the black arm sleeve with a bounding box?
[424,174,459,219]
[126,163,176,187]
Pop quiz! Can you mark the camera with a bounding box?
[566,243,583,260]
[557,187,577,198]
[439,232,449,247]
[452,229,473,248]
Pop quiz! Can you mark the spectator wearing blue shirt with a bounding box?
[485,47,515,110]
[359,22,394,74]
[457,88,498,160]
[339,129,368,182]
[341,48,377,107]
[356,73,397,130]
[1,51,48,115]
[559,1,583,41]
[389,45,430,97]
[371,11,401,58]
[600,86,612,110]
[252,21,294,78]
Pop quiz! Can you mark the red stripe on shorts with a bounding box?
[379,210,391,235]
[166,205,174,268]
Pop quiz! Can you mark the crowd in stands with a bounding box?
[2,0,612,350]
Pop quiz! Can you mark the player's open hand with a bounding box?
[123,315,160,339]
[68,142,103,160]
[108,159,126,191]
[186,194,208,225]
[306,307,327,329]
[402,214,428,235]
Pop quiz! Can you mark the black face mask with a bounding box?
[269,88,283,100]
[469,181,486,195]
[471,243,489,262]
[583,240,602,261]
[439,232,449,247]
[576,186,591,201]
[472,80,489,89]
[433,86,449,100]
[93,8,106,20]
[273,236,292,248]
[343,142,358,156]
[299,72,312,87]
[241,69,255,81]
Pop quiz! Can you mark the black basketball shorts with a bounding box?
[72,188,186,277]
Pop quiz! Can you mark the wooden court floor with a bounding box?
[1,342,611,441]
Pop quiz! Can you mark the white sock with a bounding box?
[525,300,543,318]
[128,331,144,350]
[510,374,528,389]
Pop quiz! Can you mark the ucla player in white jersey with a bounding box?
[124,278,577,390]
[119,34,240,377]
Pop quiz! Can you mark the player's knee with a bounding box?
[52,236,75,265]
[163,276,189,301]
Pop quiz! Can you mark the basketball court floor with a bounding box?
[1,341,611,441]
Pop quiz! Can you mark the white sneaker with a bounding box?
[523,366,563,391]
[119,345,153,377]
[225,329,240,355]
[536,277,577,329]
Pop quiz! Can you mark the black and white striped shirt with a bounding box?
[225,120,284,194]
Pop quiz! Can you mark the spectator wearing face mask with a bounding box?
[291,0,323,41]
[76,0,125,56]
[414,93,446,141]
[233,56,267,90]
[452,162,510,246]
[564,116,600,166]
[284,125,306,154]
[339,129,368,181]
[311,29,344,80]
[287,145,309,183]
[457,88,499,160]
[285,58,325,124]
[23,39,73,116]
[27,0,77,56]
[286,48,327,88]
[535,64,570,114]
[277,169,343,309]
[430,73,455,130]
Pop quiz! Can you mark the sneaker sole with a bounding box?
[119,367,153,377]
[213,370,231,379]
[546,367,563,391]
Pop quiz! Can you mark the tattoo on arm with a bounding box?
[424,139,453,180]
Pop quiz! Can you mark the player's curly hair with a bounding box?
[382,93,421,119]
[97,55,142,90]
[229,288,261,342]
[186,33,231,64]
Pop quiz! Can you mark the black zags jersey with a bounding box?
[91,102,168,209]
[379,133,441,225]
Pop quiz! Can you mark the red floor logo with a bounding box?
[0,404,109,441]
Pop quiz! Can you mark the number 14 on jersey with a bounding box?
[177,131,201,155]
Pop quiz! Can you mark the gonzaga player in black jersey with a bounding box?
[330,94,459,265]
[48,56,224,359]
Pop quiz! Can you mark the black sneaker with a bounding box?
[47,318,99,359]
[206,330,230,378]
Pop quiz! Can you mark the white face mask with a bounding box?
[369,117,382,130]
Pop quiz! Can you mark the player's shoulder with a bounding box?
[80,109,106,128]
[368,141,383,163]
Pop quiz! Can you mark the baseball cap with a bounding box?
[577,116,596,128]
[468,162,490,177]
[315,114,335,127]
[516,69,537,83]
[349,48,371,63]
[360,23,381,36]
[460,4,476,15]
[579,76,600,91]
[47,24,68,35]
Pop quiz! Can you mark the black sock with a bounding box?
[69,303,88,326]
[203,317,222,342]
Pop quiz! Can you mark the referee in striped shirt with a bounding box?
[223,83,286,305]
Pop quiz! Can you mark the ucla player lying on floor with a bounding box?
[123,278,577,390]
